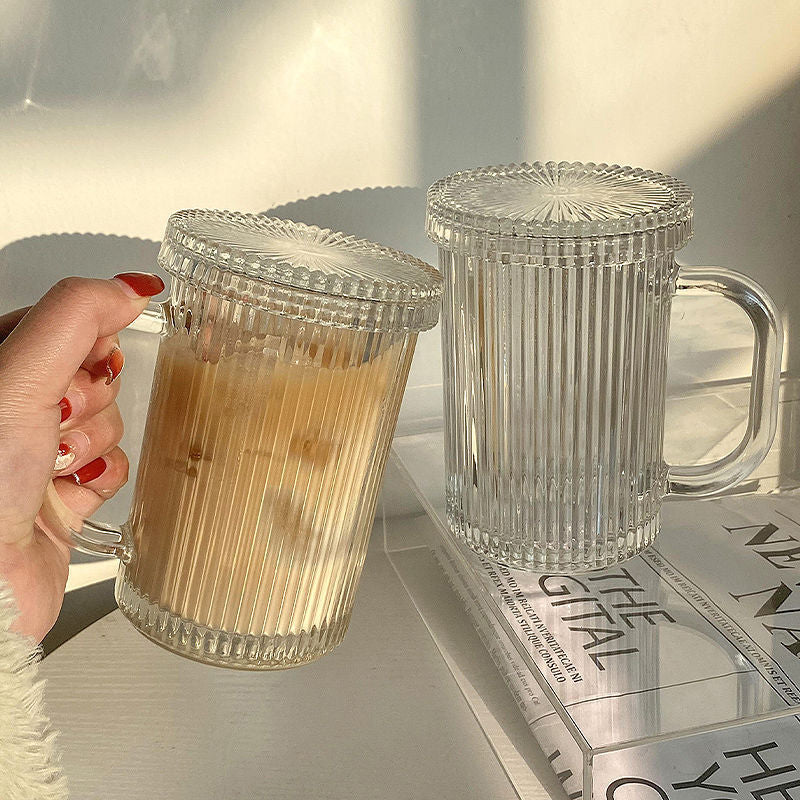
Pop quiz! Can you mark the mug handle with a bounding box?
[35,303,165,561]
[38,481,131,562]
[666,266,783,497]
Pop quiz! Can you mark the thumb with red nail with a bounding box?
[0,272,165,643]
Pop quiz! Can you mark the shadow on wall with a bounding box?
[265,186,435,264]
[675,76,800,489]
[677,75,800,371]
[0,187,432,312]
[412,0,526,182]
[0,1,240,111]
[0,233,161,311]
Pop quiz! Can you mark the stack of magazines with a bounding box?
[391,433,800,800]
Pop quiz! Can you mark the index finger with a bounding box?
[0,273,165,411]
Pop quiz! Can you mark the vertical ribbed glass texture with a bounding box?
[117,279,416,668]
[440,250,677,571]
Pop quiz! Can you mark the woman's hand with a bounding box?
[0,273,164,642]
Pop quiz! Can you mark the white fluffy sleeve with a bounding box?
[0,583,67,800]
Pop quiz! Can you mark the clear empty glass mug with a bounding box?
[426,162,782,572]
[41,211,442,668]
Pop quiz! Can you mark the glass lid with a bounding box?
[159,210,442,332]
[426,161,693,257]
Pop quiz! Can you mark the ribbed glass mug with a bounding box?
[427,162,782,572]
[41,211,442,668]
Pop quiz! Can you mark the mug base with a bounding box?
[116,576,350,670]
[447,509,660,573]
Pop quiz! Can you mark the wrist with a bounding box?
[0,531,69,642]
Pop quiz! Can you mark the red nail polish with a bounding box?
[58,397,72,422]
[114,272,165,297]
[72,457,107,486]
[104,347,125,385]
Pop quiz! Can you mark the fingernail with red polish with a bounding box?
[59,397,72,423]
[104,347,125,385]
[54,443,76,472]
[71,457,107,486]
[114,272,165,297]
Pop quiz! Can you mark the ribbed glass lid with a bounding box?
[426,161,693,254]
[158,210,442,332]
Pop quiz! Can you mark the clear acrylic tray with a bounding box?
[388,422,800,799]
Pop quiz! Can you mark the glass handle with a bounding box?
[667,266,783,497]
[37,481,131,562]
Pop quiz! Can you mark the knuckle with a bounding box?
[49,277,97,308]
[110,449,129,485]
[52,276,87,295]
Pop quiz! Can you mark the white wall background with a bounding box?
[1,0,799,435]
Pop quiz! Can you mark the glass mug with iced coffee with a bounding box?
[40,210,442,669]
